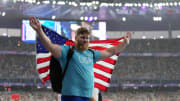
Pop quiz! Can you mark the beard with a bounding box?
[76,41,89,51]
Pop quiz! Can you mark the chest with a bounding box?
[72,51,93,64]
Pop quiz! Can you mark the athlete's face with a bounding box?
[75,33,90,51]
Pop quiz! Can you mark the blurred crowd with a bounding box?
[112,56,180,83]
[0,37,180,101]
[0,37,35,52]
[102,90,180,101]
[0,91,55,101]
[124,39,180,53]
[0,37,179,53]
[0,54,37,79]
[0,90,180,101]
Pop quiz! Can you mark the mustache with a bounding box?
[76,42,89,51]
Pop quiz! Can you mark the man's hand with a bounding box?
[29,17,41,32]
[124,32,132,45]
[29,16,62,58]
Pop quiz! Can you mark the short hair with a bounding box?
[76,27,90,36]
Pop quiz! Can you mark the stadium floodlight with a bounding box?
[146,3,150,7]
[100,2,108,7]
[108,3,114,7]
[2,12,6,16]
[72,2,78,7]
[134,3,138,7]
[149,4,153,8]
[133,87,138,90]
[80,2,86,6]
[162,3,166,6]
[142,36,146,39]
[138,3,141,7]
[52,1,56,5]
[95,1,99,5]
[84,16,88,21]
[166,2,169,6]
[153,17,158,21]
[143,3,147,7]
[159,17,162,21]
[86,2,92,6]
[174,2,177,6]
[160,36,164,39]
[94,17,98,20]
[153,17,162,21]
[47,86,51,89]
[158,3,163,7]
[118,3,122,7]
[88,16,93,22]
[57,1,65,5]
[125,3,133,7]
[42,0,50,4]
[122,17,126,22]
[37,86,41,89]
[25,0,35,3]
[2,33,7,36]
[92,1,96,4]
[177,35,180,38]
[51,16,56,20]
[80,16,84,20]
[36,1,40,4]
[169,2,173,6]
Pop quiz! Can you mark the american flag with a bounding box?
[36,26,125,91]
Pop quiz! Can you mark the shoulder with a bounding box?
[90,49,100,54]
[61,45,70,50]
[60,45,71,58]
[88,48,95,53]
[87,49,101,61]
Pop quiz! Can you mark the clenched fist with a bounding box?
[29,17,42,32]
[124,32,131,45]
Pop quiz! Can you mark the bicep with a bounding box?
[51,44,62,58]
[98,50,112,61]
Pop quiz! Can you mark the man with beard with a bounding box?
[29,17,131,101]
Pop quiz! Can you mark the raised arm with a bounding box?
[29,17,62,58]
[98,32,131,61]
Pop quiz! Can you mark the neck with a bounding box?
[75,43,88,52]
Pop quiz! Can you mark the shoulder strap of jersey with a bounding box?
[88,48,95,60]
[61,45,74,79]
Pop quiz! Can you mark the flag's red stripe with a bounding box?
[111,41,122,45]
[103,58,116,65]
[116,53,120,56]
[65,40,74,45]
[89,42,122,50]
[42,75,50,83]
[37,56,51,64]
[94,72,110,82]
[37,66,50,73]
[90,37,124,44]
[94,82,107,91]
[94,64,113,74]
[89,46,107,50]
